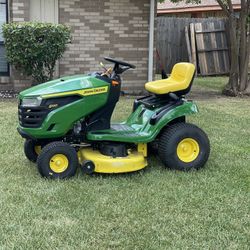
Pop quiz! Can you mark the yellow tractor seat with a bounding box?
[145,63,196,95]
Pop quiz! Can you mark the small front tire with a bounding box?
[24,139,42,163]
[37,141,78,179]
[159,123,210,171]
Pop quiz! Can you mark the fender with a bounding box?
[154,101,198,133]
[139,101,198,143]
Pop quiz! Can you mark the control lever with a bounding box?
[100,62,108,71]
[100,62,112,77]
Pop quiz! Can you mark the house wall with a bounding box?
[10,0,29,22]
[1,0,153,94]
[59,0,151,94]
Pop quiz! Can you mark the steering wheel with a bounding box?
[104,57,136,69]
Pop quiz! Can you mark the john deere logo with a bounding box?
[42,86,108,99]
[82,87,108,96]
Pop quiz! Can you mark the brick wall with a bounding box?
[59,0,152,94]
[1,0,154,93]
[10,0,30,22]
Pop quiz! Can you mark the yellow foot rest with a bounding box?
[145,63,195,95]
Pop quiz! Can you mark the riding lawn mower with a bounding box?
[17,57,210,179]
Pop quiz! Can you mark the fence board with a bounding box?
[190,23,197,72]
[156,17,229,75]
[194,20,229,75]
[185,26,192,62]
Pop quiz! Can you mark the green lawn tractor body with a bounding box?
[18,57,210,179]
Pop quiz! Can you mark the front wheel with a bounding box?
[158,123,210,171]
[24,139,42,163]
[37,141,79,179]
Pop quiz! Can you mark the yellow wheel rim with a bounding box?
[34,146,42,155]
[177,138,200,163]
[49,154,69,173]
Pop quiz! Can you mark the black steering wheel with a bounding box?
[104,57,136,69]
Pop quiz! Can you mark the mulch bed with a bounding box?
[0,90,18,99]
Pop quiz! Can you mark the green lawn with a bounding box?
[194,76,229,91]
[0,81,249,249]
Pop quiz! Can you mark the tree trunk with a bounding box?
[218,0,250,96]
[239,0,250,93]
[242,3,250,95]
[223,15,239,96]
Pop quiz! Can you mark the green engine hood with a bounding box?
[19,75,108,99]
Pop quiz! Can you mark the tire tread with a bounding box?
[159,123,210,171]
[37,141,78,178]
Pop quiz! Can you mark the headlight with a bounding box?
[21,97,42,107]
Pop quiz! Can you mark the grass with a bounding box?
[0,80,249,249]
[194,76,229,91]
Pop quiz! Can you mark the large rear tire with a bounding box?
[37,141,78,179]
[158,123,210,171]
[24,139,42,163]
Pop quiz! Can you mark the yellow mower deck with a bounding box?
[78,147,147,174]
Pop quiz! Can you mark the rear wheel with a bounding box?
[159,123,210,171]
[24,139,42,163]
[37,141,78,179]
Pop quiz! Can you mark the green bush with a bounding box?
[2,22,71,84]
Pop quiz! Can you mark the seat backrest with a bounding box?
[167,63,195,96]
[145,62,196,96]
[170,63,195,83]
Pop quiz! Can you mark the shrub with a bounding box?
[2,22,71,84]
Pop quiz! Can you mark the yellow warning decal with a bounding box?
[42,86,108,99]
[82,86,108,96]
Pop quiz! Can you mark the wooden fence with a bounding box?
[156,17,229,75]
